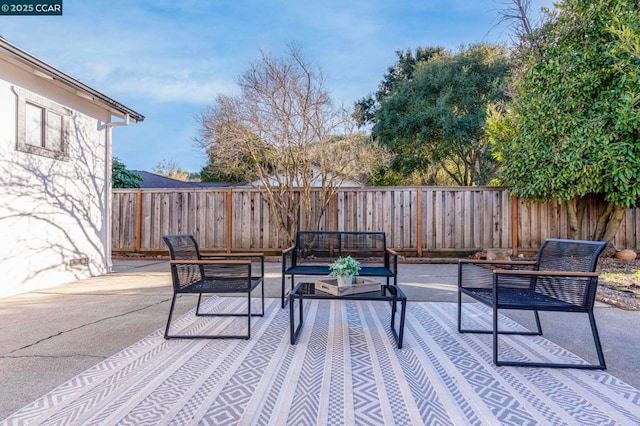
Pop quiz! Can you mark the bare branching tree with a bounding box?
[494,0,553,58]
[196,45,388,245]
[496,0,536,41]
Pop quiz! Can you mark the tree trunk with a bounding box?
[567,197,624,248]
[566,198,580,239]
[576,197,588,238]
[600,205,626,244]
[593,202,614,241]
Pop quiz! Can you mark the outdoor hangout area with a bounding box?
[2,1,640,424]
[2,234,640,424]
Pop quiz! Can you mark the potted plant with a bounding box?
[329,256,361,286]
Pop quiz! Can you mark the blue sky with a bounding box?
[1,0,553,174]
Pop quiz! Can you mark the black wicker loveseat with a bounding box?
[281,231,398,308]
[458,238,608,369]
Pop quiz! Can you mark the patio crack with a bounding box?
[1,354,104,360]
[1,297,173,357]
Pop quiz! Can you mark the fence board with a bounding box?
[112,187,640,254]
[402,190,411,248]
[530,201,540,248]
[424,189,433,250]
[471,191,481,249]
[455,190,463,248]
[463,191,471,248]
[481,192,492,249]
[635,210,640,248]
[501,191,511,247]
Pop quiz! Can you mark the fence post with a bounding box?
[135,189,142,253]
[416,187,423,257]
[511,195,519,256]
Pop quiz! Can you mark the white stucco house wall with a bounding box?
[0,37,144,298]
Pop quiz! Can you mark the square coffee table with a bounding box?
[289,281,407,349]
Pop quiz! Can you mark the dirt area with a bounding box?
[597,257,640,310]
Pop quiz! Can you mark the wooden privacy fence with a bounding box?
[112,187,640,255]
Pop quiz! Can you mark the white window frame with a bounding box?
[13,86,70,161]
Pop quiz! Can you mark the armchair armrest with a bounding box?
[282,246,295,255]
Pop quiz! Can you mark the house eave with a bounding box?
[0,36,144,123]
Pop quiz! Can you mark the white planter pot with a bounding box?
[336,276,353,286]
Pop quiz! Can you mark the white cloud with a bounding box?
[112,74,237,104]
[2,0,557,172]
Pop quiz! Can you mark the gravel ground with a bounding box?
[597,257,640,310]
[507,255,640,310]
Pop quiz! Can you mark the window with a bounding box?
[13,86,70,160]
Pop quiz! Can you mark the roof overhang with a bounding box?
[0,36,144,123]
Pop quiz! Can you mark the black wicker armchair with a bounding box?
[163,234,264,339]
[458,238,607,369]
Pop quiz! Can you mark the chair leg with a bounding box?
[281,274,287,309]
[164,293,179,339]
[247,289,251,340]
[166,291,262,340]
[589,310,607,369]
[260,280,265,316]
[383,276,391,296]
[457,289,463,333]
[282,274,294,309]
[195,294,204,316]
[494,311,606,369]
[493,304,500,365]
[458,292,500,334]
[458,294,544,336]
[533,310,542,335]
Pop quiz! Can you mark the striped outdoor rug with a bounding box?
[4,298,640,425]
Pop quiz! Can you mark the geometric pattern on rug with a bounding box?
[3,298,640,425]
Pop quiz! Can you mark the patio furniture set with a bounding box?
[163,232,608,369]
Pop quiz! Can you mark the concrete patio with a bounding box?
[1,259,639,421]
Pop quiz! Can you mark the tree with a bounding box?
[196,45,387,244]
[353,47,446,127]
[488,0,640,243]
[155,159,191,181]
[370,44,511,185]
[200,151,263,183]
[112,157,141,188]
[494,0,550,51]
